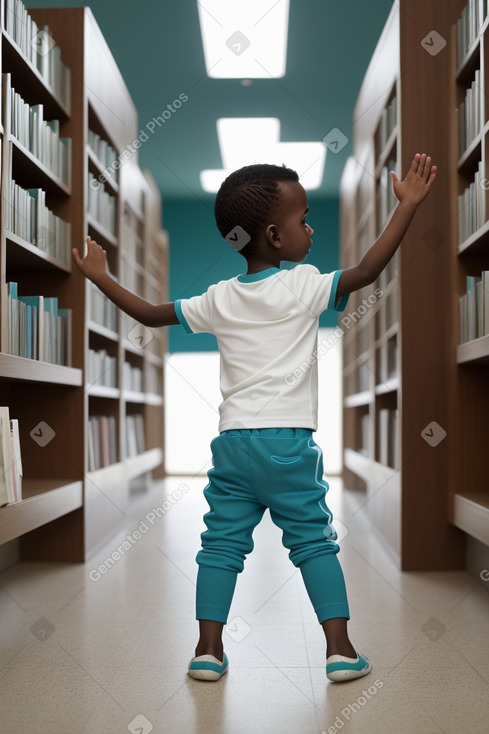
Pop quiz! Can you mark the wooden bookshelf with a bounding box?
[0,5,168,561]
[340,0,473,570]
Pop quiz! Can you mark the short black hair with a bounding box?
[214,163,299,257]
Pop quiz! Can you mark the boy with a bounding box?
[73,152,436,683]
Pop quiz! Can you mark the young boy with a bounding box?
[73,152,436,683]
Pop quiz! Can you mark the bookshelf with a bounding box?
[339,0,477,571]
[0,4,168,562]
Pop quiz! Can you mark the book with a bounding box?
[0,407,16,506]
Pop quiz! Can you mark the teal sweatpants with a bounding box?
[196,428,350,625]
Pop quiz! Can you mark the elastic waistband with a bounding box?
[220,427,313,438]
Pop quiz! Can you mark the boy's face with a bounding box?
[267,181,314,262]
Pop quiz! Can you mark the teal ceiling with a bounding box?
[26,0,394,201]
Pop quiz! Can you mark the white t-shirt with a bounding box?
[174,264,349,432]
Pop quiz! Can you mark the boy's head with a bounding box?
[214,163,304,260]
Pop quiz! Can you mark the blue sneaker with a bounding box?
[188,653,229,681]
[326,653,372,682]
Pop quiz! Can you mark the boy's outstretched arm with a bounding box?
[72,236,179,327]
[336,153,437,299]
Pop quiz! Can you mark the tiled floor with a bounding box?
[1,475,488,734]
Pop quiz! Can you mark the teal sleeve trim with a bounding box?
[174,299,193,333]
[327,270,349,312]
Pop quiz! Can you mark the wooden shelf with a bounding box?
[87,384,120,399]
[457,334,489,363]
[1,30,70,118]
[86,213,118,248]
[126,448,163,480]
[5,230,71,273]
[344,390,373,408]
[340,0,470,571]
[0,480,82,545]
[0,7,168,561]
[453,493,489,545]
[0,353,82,385]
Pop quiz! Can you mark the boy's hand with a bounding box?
[72,236,108,283]
[391,153,437,207]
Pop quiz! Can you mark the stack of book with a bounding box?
[3,0,70,108]
[123,362,143,392]
[376,158,398,232]
[120,257,144,298]
[4,182,71,266]
[374,95,397,157]
[7,76,72,184]
[0,407,22,506]
[88,129,119,184]
[146,364,162,395]
[456,68,482,157]
[87,172,117,235]
[88,415,117,471]
[456,0,488,67]
[6,281,71,364]
[88,280,117,332]
[457,160,486,243]
[88,349,118,388]
[459,272,489,342]
[378,408,398,468]
[125,414,145,458]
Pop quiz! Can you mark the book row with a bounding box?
[88,348,117,388]
[88,415,117,471]
[456,68,482,157]
[123,362,143,393]
[374,95,397,157]
[87,413,146,471]
[4,0,70,108]
[457,160,486,244]
[5,281,71,365]
[87,172,117,235]
[88,129,119,183]
[6,75,71,184]
[4,180,71,266]
[120,257,145,298]
[459,272,489,343]
[0,407,22,506]
[88,280,117,332]
[376,158,398,232]
[456,0,488,68]
[358,408,398,469]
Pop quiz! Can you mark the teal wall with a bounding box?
[165,194,343,353]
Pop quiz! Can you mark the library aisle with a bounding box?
[1,476,488,734]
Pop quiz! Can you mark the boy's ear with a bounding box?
[266,223,281,248]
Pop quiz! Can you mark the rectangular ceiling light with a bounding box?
[200,118,326,192]
[197,0,290,78]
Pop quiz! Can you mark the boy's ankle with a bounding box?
[194,643,224,659]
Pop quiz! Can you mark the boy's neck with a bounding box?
[245,257,280,275]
